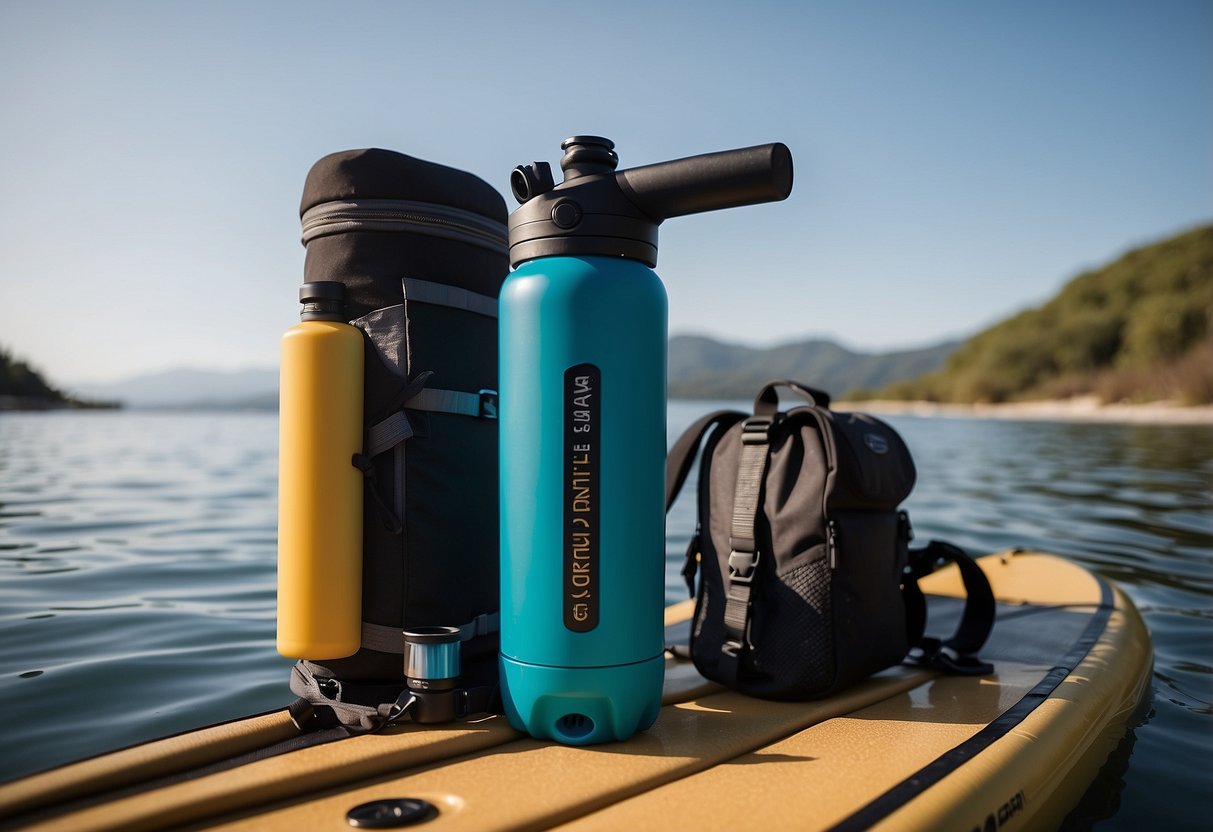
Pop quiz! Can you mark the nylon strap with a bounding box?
[903,540,996,675]
[402,277,497,318]
[359,611,500,655]
[290,662,498,733]
[664,410,746,512]
[404,387,497,419]
[351,452,403,534]
[361,410,414,534]
[664,410,745,600]
[720,414,776,678]
[368,411,414,457]
[289,663,400,732]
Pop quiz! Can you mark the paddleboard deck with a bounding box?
[0,551,1153,831]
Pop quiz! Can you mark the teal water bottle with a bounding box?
[500,136,793,745]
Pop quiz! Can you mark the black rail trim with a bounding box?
[828,575,1116,832]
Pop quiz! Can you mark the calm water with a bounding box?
[0,407,1210,827]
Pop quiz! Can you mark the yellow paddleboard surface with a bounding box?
[0,552,1152,831]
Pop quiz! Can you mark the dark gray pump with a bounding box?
[508,135,794,266]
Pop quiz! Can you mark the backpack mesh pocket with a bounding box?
[746,554,834,697]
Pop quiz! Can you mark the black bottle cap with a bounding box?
[299,281,347,322]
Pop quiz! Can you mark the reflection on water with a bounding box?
[0,412,292,781]
[1,407,1211,827]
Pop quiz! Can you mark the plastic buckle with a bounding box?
[478,389,498,420]
[741,416,774,445]
[728,548,759,583]
[911,638,994,676]
[911,636,943,665]
[907,548,944,581]
[384,690,417,726]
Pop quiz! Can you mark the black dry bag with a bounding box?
[288,149,508,726]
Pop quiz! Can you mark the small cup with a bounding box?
[402,626,461,692]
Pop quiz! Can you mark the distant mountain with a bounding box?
[70,367,279,409]
[63,337,960,408]
[668,335,960,400]
[873,224,1213,404]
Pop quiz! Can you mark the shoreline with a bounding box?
[838,395,1213,425]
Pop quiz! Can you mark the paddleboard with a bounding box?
[0,551,1152,831]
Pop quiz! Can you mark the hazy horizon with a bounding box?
[2,1,1210,387]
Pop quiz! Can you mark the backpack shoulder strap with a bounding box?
[666,409,747,600]
[903,540,996,675]
[665,409,746,512]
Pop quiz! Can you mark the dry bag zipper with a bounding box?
[301,199,508,254]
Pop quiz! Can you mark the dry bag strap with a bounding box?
[359,612,500,655]
[368,411,414,456]
[358,374,495,536]
[289,663,412,733]
[354,411,415,535]
[405,387,498,420]
[402,277,497,318]
[370,372,497,426]
[903,540,995,676]
[289,662,498,733]
[719,412,778,680]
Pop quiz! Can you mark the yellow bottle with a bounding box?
[277,281,364,659]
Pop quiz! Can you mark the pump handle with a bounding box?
[616,143,792,222]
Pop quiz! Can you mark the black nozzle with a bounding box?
[507,137,793,268]
[617,143,792,222]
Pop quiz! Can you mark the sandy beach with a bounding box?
[842,396,1213,425]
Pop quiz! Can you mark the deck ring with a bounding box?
[347,798,439,828]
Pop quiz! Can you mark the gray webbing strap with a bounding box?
[457,611,501,642]
[404,387,497,419]
[720,415,776,676]
[368,411,414,457]
[402,278,497,318]
[359,612,501,654]
[289,663,396,731]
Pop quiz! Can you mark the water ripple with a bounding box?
[1,408,1210,828]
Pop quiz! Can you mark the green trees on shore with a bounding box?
[0,348,115,410]
[875,225,1213,404]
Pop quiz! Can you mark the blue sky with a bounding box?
[1,1,1209,386]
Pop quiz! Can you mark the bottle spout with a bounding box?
[616,143,793,222]
[559,136,619,181]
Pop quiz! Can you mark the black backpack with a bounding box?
[288,149,508,728]
[666,380,995,700]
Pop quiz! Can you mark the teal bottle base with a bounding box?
[500,654,664,746]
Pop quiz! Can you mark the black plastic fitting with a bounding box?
[507,137,793,268]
